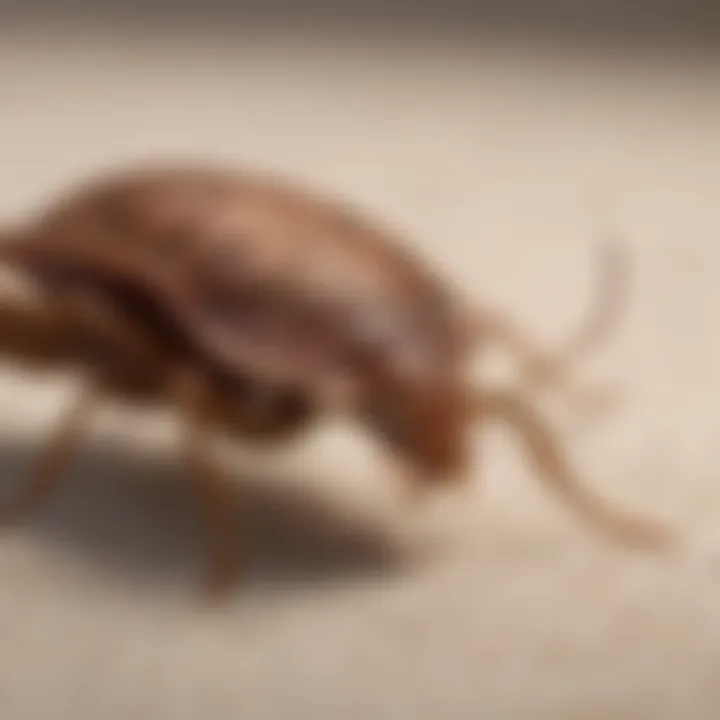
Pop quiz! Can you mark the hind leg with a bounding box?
[174,369,243,601]
[475,387,671,548]
[0,386,97,526]
[185,418,242,601]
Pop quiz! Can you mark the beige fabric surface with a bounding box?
[0,24,719,719]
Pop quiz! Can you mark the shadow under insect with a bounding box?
[0,437,408,594]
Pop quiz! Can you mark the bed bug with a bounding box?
[0,162,671,598]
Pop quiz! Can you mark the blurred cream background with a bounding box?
[0,4,720,718]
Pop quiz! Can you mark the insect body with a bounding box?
[0,163,670,598]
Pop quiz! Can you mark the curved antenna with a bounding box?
[474,387,673,549]
[469,236,630,403]
[549,235,630,371]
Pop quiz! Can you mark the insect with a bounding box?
[0,162,671,598]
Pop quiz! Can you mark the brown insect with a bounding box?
[0,162,670,598]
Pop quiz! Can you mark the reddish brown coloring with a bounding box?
[0,162,672,599]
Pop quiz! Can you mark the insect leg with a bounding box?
[175,369,243,601]
[0,386,98,526]
[474,388,672,549]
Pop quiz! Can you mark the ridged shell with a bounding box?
[8,164,471,398]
